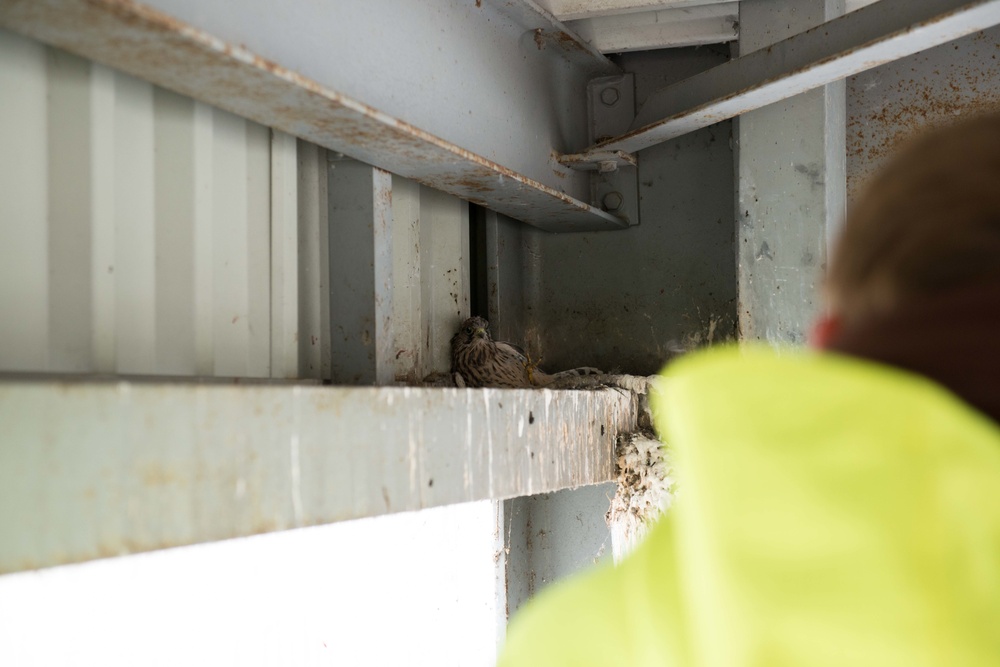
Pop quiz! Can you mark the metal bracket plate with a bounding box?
[586,74,639,227]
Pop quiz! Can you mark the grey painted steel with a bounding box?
[296,140,332,381]
[538,0,736,21]
[588,74,640,227]
[565,2,739,52]
[494,48,737,377]
[492,0,618,68]
[418,189,473,373]
[736,0,847,345]
[571,0,1000,162]
[0,0,627,232]
[0,382,635,574]
[269,132,301,380]
[328,159,395,386]
[504,484,615,617]
[389,178,472,382]
[482,210,529,345]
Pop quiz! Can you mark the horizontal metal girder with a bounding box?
[565,2,739,53]
[0,381,638,573]
[574,0,1000,160]
[0,0,628,232]
[536,0,735,22]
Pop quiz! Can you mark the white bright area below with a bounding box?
[0,501,503,667]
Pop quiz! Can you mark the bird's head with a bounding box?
[456,316,491,344]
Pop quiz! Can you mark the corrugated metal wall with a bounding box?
[0,29,471,382]
[0,29,276,377]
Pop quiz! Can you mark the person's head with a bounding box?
[812,113,1000,347]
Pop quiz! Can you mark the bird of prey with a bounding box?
[450,316,601,388]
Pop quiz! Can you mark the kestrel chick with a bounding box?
[450,316,601,388]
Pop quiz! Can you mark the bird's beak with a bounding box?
[474,327,487,339]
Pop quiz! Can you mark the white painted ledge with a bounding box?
[0,381,637,574]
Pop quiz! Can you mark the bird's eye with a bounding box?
[465,327,473,334]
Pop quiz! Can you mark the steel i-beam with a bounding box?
[563,0,1000,165]
[0,0,629,232]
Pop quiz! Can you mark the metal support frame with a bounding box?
[587,74,640,226]
[566,0,1000,164]
[389,179,471,383]
[536,0,736,22]
[736,0,846,345]
[0,0,626,232]
[269,132,301,380]
[0,381,639,574]
[328,158,395,385]
[565,2,739,52]
[504,484,615,618]
[5,0,992,228]
[296,141,333,381]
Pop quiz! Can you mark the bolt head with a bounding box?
[600,87,620,106]
[602,191,624,212]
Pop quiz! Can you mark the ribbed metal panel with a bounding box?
[0,29,474,383]
[0,30,276,377]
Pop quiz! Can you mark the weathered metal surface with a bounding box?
[571,0,1000,162]
[565,2,738,52]
[269,132,301,380]
[0,381,634,573]
[736,0,847,346]
[586,74,639,226]
[388,177,472,383]
[557,149,637,170]
[536,0,735,22]
[847,24,1000,200]
[495,0,618,69]
[504,484,615,617]
[500,48,737,377]
[327,158,395,386]
[295,140,332,381]
[0,0,626,232]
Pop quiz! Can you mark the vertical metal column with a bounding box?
[478,208,527,344]
[388,177,424,383]
[504,484,617,618]
[418,188,471,374]
[327,157,395,386]
[297,140,331,381]
[269,131,300,379]
[388,178,471,383]
[736,0,846,344]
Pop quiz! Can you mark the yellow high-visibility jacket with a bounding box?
[498,346,1000,667]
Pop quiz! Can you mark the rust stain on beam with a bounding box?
[0,0,626,232]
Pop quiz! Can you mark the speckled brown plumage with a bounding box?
[450,316,601,388]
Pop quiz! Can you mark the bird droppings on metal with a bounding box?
[0,380,642,574]
[847,26,1000,199]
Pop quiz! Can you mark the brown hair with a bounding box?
[826,113,1000,325]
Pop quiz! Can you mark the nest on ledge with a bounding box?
[607,420,674,563]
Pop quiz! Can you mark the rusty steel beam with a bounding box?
[0,381,639,573]
[0,0,627,232]
[567,0,1000,162]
